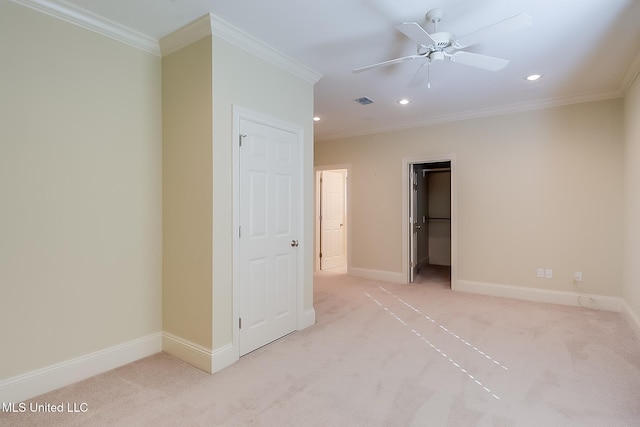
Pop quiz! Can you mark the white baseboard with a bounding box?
[454,280,623,312]
[349,267,405,284]
[211,343,237,374]
[162,332,213,373]
[0,332,162,403]
[166,308,317,375]
[621,300,640,339]
[299,307,316,330]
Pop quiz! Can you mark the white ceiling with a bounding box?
[53,0,640,140]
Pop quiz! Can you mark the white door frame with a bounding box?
[232,106,306,361]
[315,164,351,272]
[401,155,457,284]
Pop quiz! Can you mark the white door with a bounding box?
[409,166,419,282]
[320,170,346,270]
[239,118,298,356]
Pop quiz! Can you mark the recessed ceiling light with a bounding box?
[398,99,410,105]
[313,116,321,122]
[526,74,542,81]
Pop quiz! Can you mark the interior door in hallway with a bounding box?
[320,170,346,270]
[239,118,298,356]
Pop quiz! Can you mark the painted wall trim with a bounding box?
[211,308,314,375]
[621,47,640,94]
[454,280,623,312]
[211,344,237,374]
[162,332,213,374]
[300,308,317,330]
[0,332,161,403]
[401,155,458,286]
[160,13,322,84]
[10,0,160,56]
[349,267,404,284]
[621,299,640,339]
[159,14,212,57]
[209,14,321,84]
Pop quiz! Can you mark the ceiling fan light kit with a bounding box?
[430,51,445,64]
[353,9,532,88]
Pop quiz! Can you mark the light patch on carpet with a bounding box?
[365,291,502,400]
[379,285,510,371]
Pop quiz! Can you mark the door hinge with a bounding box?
[239,134,247,147]
[239,226,242,238]
[319,252,323,258]
[239,318,242,329]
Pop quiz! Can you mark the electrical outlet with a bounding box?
[545,269,553,279]
[536,268,545,278]
[574,272,583,282]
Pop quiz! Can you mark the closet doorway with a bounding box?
[403,156,456,285]
[315,168,348,271]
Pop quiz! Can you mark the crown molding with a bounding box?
[159,14,212,57]
[209,14,322,84]
[10,0,160,56]
[160,13,322,85]
[620,46,640,94]
[317,89,623,141]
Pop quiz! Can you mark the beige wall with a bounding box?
[162,30,316,364]
[316,99,624,297]
[0,2,162,379]
[623,74,640,319]
[162,37,214,350]
[211,37,316,349]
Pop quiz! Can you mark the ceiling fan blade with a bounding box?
[397,22,437,46]
[454,13,532,49]
[408,62,430,88]
[450,51,509,71]
[353,54,424,73]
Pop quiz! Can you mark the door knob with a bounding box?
[291,240,299,247]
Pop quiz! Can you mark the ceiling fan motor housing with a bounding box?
[417,32,455,58]
[430,51,445,63]
[431,32,454,49]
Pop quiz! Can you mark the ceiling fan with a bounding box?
[353,9,532,88]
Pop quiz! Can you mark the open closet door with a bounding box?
[409,165,419,282]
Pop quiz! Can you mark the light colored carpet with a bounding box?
[3,268,640,426]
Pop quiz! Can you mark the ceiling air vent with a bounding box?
[354,97,375,105]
